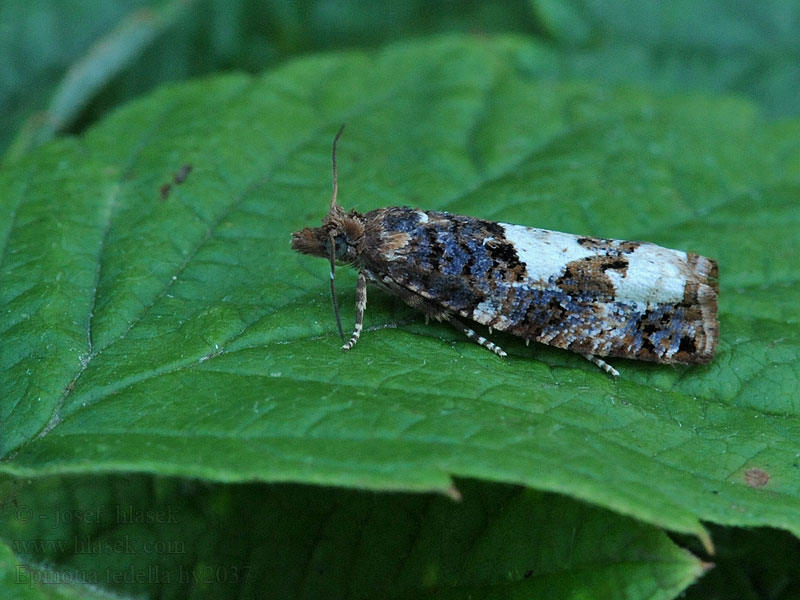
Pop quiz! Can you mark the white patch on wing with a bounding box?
[605,243,688,305]
[500,224,595,281]
[469,300,517,331]
[502,223,691,306]
[472,300,498,324]
[415,211,429,223]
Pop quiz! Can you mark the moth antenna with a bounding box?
[330,123,346,212]
[328,231,346,342]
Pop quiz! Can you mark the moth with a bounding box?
[291,126,719,377]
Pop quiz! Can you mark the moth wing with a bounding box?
[371,213,717,364]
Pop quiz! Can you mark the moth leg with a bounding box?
[582,353,620,378]
[443,314,507,358]
[342,272,367,351]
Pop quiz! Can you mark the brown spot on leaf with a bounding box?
[174,163,193,184]
[160,183,172,200]
[744,468,769,488]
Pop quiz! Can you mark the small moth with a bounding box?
[291,126,719,377]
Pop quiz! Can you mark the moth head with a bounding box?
[291,124,364,263]
[290,212,364,265]
[290,124,363,343]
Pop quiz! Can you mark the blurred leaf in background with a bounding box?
[3,0,800,161]
[0,476,709,599]
[0,0,537,160]
[533,0,800,119]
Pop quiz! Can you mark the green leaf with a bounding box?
[0,475,706,599]
[1,35,799,556]
[530,0,800,118]
[5,1,799,164]
[0,0,538,161]
[0,0,191,161]
[3,0,192,161]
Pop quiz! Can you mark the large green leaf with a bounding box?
[0,476,706,599]
[1,35,799,556]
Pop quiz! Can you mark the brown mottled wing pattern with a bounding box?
[360,207,718,364]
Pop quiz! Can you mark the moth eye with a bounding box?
[323,233,349,258]
[334,234,349,259]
